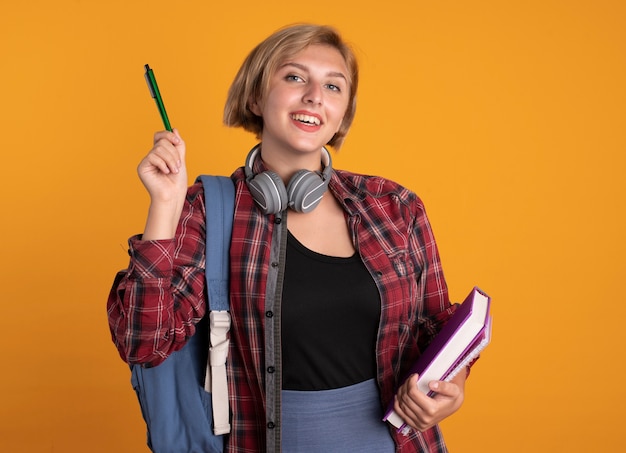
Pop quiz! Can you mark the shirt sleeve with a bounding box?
[410,195,458,354]
[106,183,207,367]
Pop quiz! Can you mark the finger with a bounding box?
[428,380,456,397]
[171,128,186,160]
[395,378,425,412]
[393,394,436,432]
[428,380,465,414]
[400,374,430,401]
[153,130,182,147]
[139,154,175,176]
[142,143,182,175]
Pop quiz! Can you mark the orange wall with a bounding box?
[2,1,625,451]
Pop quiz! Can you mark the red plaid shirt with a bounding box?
[108,165,456,452]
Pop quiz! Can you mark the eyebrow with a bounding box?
[281,62,348,82]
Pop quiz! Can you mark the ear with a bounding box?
[248,97,262,116]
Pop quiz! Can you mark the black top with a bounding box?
[281,231,381,390]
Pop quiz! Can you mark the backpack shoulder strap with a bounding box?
[198,175,235,311]
[196,175,235,436]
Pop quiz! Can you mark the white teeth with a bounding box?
[292,113,320,125]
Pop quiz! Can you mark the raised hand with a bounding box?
[137,129,189,240]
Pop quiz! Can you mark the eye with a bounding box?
[325,83,341,92]
[285,74,304,83]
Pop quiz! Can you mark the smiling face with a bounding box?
[249,44,351,158]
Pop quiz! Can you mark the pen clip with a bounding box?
[144,64,157,98]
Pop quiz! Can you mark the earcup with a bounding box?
[246,170,288,215]
[286,169,327,213]
[244,144,332,215]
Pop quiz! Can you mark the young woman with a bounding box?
[108,24,468,452]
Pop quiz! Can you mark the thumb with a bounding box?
[428,379,458,398]
[171,128,186,157]
[172,128,185,146]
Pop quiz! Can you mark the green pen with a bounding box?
[144,64,172,131]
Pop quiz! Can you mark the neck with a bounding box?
[258,144,324,183]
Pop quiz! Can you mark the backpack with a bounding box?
[130,175,235,453]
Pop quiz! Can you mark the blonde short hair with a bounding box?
[223,24,359,149]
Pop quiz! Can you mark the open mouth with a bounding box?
[291,113,321,126]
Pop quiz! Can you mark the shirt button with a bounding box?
[266,311,274,318]
[267,422,276,429]
[267,366,275,374]
[271,262,279,268]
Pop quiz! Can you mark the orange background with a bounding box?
[2,1,625,451]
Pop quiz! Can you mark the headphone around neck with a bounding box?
[244,145,333,215]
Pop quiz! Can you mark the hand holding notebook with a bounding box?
[383,287,492,434]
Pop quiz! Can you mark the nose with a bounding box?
[303,83,322,105]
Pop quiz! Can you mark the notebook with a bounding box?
[383,287,492,432]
